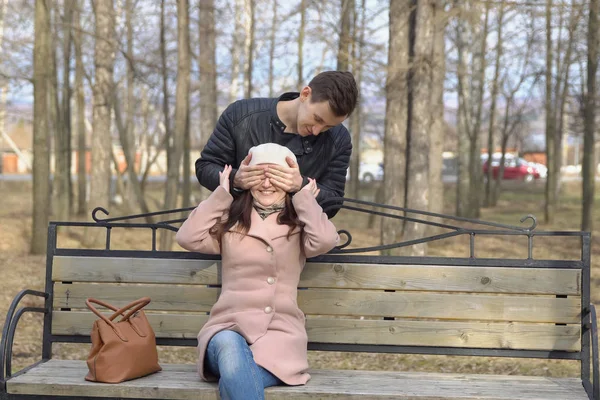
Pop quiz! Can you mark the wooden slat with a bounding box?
[7,360,589,399]
[53,283,581,323]
[52,256,581,295]
[297,289,581,323]
[53,283,220,312]
[52,256,222,284]
[51,312,581,351]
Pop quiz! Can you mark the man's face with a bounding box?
[296,87,347,137]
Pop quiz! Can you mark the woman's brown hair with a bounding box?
[209,191,304,241]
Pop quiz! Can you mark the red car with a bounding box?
[482,157,540,182]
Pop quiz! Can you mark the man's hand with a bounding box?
[266,156,303,193]
[232,153,266,190]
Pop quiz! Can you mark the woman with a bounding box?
[176,143,340,400]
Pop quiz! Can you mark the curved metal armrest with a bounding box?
[0,289,48,384]
[590,304,599,400]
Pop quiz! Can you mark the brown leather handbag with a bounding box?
[85,297,162,383]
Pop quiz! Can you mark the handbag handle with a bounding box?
[85,297,151,340]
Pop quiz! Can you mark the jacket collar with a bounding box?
[245,208,301,244]
[270,92,318,157]
[270,92,300,132]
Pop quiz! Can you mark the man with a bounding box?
[195,71,358,218]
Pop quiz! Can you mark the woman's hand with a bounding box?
[300,178,320,198]
[219,165,232,193]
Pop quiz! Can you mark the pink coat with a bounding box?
[176,186,339,385]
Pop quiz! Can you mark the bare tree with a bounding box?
[86,0,115,246]
[554,0,582,195]
[0,0,8,176]
[582,0,598,231]
[467,2,489,218]
[428,0,446,227]
[31,0,51,254]
[337,0,352,71]
[243,0,255,98]
[381,0,410,251]
[484,0,505,207]
[298,0,306,88]
[349,0,365,199]
[161,0,190,250]
[454,0,472,218]
[198,0,217,200]
[160,0,172,184]
[52,0,74,221]
[121,0,136,214]
[268,0,277,96]
[112,91,152,222]
[229,0,244,102]
[74,0,86,215]
[404,0,435,256]
[544,0,556,223]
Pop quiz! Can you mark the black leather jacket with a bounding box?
[195,92,351,218]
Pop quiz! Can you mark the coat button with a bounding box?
[267,277,276,285]
[266,246,273,253]
[264,306,273,314]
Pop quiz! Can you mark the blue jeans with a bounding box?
[205,330,283,400]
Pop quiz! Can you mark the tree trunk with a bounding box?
[198,0,217,201]
[161,0,190,250]
[485,1,504,207]
[428,0,446,229]
[112,92,152,222]
[350,0,363,200]
[31,0,51,254]
[467,3,488,218]
[268,0,277,96]
[582,0,598,231]
[381,0,409,253]
[74,1,86,216]
[337,0,352,71]
[243,0,254,98]
[0,0,8,177]
[229,0,244,102]
[455,1,471,217]
[160,0,172,187]
[48,5,61,219]
[86,0,115,246]
[404,0,434,256]
[123,0,136,213]
[297,0,306,88]
[53,0,74,221]
[544,0,556,223]
[555,1,582,198]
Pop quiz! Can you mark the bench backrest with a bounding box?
[48,252,585,358]
[44,201,590,367]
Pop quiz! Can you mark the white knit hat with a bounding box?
[248,143,297,167]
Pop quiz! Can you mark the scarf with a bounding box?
[253,200,285,220]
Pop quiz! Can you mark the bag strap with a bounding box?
[111,297,151,322]
[85,297,151,340]
[85,298,120,330]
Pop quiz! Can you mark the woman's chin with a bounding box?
[255,195,284,207]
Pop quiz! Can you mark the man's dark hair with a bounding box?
[308,71,358,117]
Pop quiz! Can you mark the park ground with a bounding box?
[1,179,600,377]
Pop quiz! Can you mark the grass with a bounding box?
[1,178,599,378]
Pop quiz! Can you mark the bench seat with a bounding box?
[6,359,588,400]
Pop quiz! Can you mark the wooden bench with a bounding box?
[1,201,598,399]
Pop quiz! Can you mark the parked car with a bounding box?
[346,162,384,182]
[482,157,540,182]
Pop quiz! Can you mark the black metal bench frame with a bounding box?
[0,197,597,400]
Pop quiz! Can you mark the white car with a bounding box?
[346,163,384,182]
